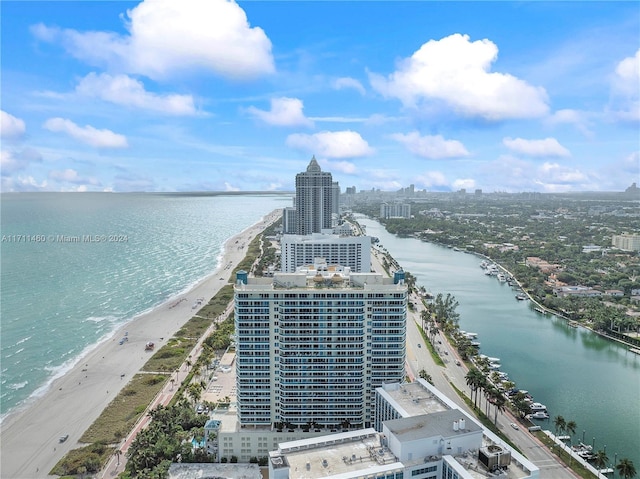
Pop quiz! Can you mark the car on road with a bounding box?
[59,434,69,443]
[455,360,461,366]
[510,423,519,430]
[444,350,448,355]
[417,343,422,348]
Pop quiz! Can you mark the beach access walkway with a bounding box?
[98,301,235,478]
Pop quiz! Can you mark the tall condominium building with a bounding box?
[234,265,407,430]
[280,234,371,273]
[612,233,640,252]
[295,157,335,234]
[380,202,411,219]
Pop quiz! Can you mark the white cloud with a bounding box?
[613,49,640,97]
[321,159,357,175]
[1,175,48,192]
[538,162,588,191]
[333,77,366,95]
[452,178,476,190]
[76,73,198,116]
[503,137,570,158]
[286,130,374,159]
[43,118,129,148]
[415,171,448,189]
[546,109,594,137]
[610,49,640,122]
[390,131,469,159]
[369,33,549,120]
[481,155,590,192]
[246,97,313,127]
[31,0,274,80]
[0,148,42,175]
[49,168,101,186]
[1,111,26,139]
[224,181,240,192]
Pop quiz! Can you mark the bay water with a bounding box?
[358,215,640,471]
[0,193,289,421]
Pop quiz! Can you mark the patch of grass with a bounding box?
[414,319,445,366]
[80,374,167,444]
[142,341,193,373]
[51,442,111,477]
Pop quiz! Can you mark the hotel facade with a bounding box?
[233,266,407,430]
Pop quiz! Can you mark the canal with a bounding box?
[358,215,640,472]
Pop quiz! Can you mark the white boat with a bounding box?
[530,411,549,419]
[529,402,547,412]
[497,273,506,282]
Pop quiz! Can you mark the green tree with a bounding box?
[553,415,566,438]
[593,449,609,472]
[465,368,485,409]
[616,458,637,479]
[419,369,433,384]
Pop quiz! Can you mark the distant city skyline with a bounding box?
[1,1,638,193]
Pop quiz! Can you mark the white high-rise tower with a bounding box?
[234,267,407,430]
[294,156,334,235]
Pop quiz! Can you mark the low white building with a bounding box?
[269,379,539,479]
[280,233,371,273]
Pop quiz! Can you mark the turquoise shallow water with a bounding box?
[358,215,640,472]
[0,193,289,420]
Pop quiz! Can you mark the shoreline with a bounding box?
[0,209,281,479]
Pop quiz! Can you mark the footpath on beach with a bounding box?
[98,300,237,478]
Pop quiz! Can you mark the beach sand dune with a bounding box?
[0,211,280,478]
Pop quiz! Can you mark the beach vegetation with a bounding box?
[51,442,109,477]
[80,374,166,444]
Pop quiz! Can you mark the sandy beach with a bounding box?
[0,210,281,479]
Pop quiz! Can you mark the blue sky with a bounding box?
[1,1,638,193]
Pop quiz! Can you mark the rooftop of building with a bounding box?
[168,463,261,479]
[381,381,450,416]
[270,426,533,479]
[235,267,404,291]
[271,429,402,478]
[384,410,482,442]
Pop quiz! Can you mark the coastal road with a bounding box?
[405,292,578,479]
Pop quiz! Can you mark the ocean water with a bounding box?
[0,192,289,421]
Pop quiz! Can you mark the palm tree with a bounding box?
[593,449,609,473]
[419,369,433,384]
[564,420,577,463]
[115,449,122,466]
[616,458,637,479]
[187,382,204,405]
[565,420,576,443]
[492,393,507,426]
[553,415,566,438]
[465,368,484,409]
